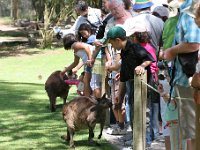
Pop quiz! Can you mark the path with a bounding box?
[103,127,165,150]
[0,24,28,45]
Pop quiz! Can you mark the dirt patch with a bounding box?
[0,25,23,31]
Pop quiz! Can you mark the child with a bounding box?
[106,26,154,132]
[127,23,160,143]
[77,23,96,45]
[61,33,94,96]
[78,23,111,98]
[106,49,126,135]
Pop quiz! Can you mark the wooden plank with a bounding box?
[133,72,147,150]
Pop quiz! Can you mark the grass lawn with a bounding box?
[0,47,118,150]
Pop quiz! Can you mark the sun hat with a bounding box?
[106,26,126,40]
[153,6,169,17]
[168,0,184,8]
[132,0,153,10]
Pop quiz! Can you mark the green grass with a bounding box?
[0,48,118,150]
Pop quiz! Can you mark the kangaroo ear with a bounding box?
[102,93,106,98]
[96,98,101,102]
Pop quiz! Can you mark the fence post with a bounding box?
[133,72,147,150]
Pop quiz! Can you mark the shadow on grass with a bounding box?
[0,45,43,58]
[0,81,118,150]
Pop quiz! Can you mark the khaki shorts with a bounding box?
[92,59,104,74]
[111,79,119,104]
[175,85,196,139]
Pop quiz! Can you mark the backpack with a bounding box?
[96,14,112,39]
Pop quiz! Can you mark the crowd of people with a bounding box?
[57,0,200,149]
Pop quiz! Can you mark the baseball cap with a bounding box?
[126,20,147,36]
[106,26,126,41]
[153,6,169,17]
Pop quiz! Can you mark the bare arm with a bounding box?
[135,60,152,75]
[62,55,80,74]
[105,47,111,62]
[106,53,121,72]
[92,45,102,60]
[72,60,84,74]
[73,42,92,60]
[160,43,200,61]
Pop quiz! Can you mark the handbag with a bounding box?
[178,50,198,77]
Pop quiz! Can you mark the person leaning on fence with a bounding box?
[159,0,200,149]
[126,20,160,144]
[105,26,155,143]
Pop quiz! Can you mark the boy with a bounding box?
[106,26,155,133]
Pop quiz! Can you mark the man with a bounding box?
[131,0,164,53]
[152,5,169,22]
[55,0,102,37]
[93,0,133,135]
[160,0,200,149]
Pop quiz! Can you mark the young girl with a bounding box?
[77,23,96,45]
[61,33,94,96]
[78,23,111,98]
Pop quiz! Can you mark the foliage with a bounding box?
[39,0,75,49]
[0,48,118,150]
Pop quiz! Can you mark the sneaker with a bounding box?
[117,127,127,135]
[110,123,119,128]
[124,139,133,146]
[106,127,119,135]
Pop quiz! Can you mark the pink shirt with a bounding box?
[141,43,158,81]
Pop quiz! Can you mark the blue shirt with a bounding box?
[172,1,200,89]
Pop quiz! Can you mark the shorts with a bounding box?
[84,65,92,73]
[92,58,104,74]
[90,73,102,90]
[175,85,196,139]
[160,97,170,136]
[110,79,119,104]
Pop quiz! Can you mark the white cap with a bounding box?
[125,20,147,37]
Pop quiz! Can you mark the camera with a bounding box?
[157,60,167,70]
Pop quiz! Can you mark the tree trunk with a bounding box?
[11,0,19,20]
